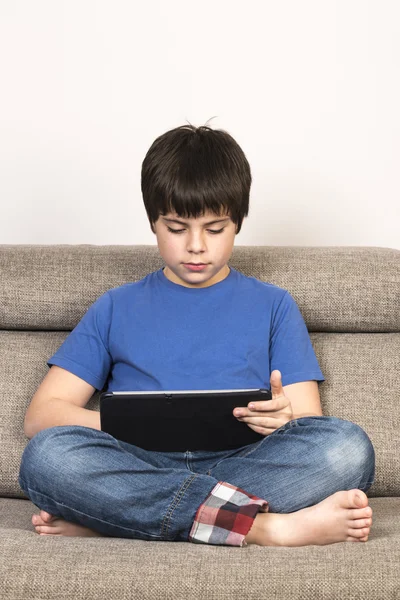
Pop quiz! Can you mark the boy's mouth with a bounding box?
[183,263,208,271]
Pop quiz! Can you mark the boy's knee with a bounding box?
[19,425,84,483]
[323,418,375,483]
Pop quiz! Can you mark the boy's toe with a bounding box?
[40,510,55,522]
[349,489,368,508]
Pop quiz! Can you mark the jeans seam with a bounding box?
[161,473,199,540]
[235,438,266,459]
[205,445,252,475]
[206,421,303,475]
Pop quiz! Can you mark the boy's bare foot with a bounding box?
[32,511,104,537]
[244,489,373,547]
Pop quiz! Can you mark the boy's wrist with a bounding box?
[291,413,322,420]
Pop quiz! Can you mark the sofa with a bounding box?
[0,243,399,600]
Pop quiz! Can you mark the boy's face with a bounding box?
[152,210,238,288]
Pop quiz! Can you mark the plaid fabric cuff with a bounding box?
[188,481,269,547]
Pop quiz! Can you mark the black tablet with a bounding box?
[100,388,272,452]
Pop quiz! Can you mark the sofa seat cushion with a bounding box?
[1,497,399,600]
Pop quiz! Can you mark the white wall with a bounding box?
[1,0,399,248]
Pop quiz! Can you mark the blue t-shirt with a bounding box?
[47,266,325,391]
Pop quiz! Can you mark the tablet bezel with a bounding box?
[99,388,272,451]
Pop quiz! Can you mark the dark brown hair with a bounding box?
[141,122,252,234]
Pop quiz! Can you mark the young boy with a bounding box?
[19,123,375,547]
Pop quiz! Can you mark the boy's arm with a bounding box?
[24,365,101,439]
[282,380,323,419]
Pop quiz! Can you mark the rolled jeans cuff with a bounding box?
[188,481,269,547]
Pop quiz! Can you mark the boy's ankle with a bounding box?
[244,512,283,546]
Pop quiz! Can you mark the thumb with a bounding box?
[270,370,284,397]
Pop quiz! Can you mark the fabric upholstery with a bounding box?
[1,497,399,599]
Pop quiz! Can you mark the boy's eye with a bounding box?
[167,227,225,235]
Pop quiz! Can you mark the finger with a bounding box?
[247,400,278,412]
[238,416,280,429]
[248,396,290,413]
[236,404,280,417]
[244,422,276,436]
[270,370,285,398]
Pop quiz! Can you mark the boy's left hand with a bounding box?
[233,370,294,436]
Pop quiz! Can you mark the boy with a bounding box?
[19,123,375,547]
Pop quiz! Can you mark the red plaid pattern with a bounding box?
[188,481,269,547]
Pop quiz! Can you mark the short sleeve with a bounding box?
[270,291,325,386]
[47,291,113,391]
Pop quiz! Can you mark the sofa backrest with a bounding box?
[0,245,399,498]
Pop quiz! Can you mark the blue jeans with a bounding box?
[18,416,375,544]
